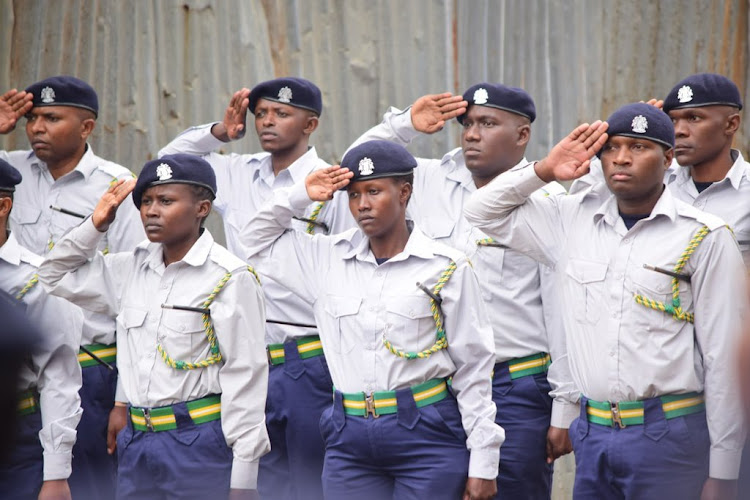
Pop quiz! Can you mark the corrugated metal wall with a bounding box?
[1,2,747,494]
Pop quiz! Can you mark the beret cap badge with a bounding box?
[277,86,293,103]
[156,163,173,181]
[631,115,648,134]
[677,85,693,103]
[358,157,375,176]
[40,87,56,104]
[473,88,489,105]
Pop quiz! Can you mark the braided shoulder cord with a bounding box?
[633,226,710,323]
[247,265,261,285]
[15,274,39,301]
[383,260,457,360]
[158,272,232,370]
[306,202,326,234]
[476,237,496,246]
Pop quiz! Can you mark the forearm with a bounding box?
[346,106,420,154]
[158,123,227,157]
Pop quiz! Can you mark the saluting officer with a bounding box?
[348,84,577,498]
[240,140,504,500]
[38,154,270,500]
[159,77,354,500]
[0,76,145,500]
[0,159,84,500]
[465,103,746,499]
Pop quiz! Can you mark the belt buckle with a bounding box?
[142,408,155,432]
[364,394,379,419]
[610,402,626,429]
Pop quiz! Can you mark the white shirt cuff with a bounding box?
[230,458,259,489]
[43,452,72,481]
[709,448,743,480]
[79,217,108,243]
[550,400,580,429]
[192,122,229,150]
[389,106,422,143]
[514,162,549,197]
[468,447,500,480]
[289,182,314,212]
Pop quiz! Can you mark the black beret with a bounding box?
[663,73,742,113]
[0,159,22,192]
[132,154,217,209]
[248,77,323,116]
[340,140,417,189]
[457,83,536,124]
[605,102,675,150]
[25,76,98,117]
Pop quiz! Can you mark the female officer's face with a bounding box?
[346,177,411,239]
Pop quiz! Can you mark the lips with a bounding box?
[357,215,375,225]
[31,140,49,149]
[259,131,277,141]
[144,223,162,231]
[610,171,632,181]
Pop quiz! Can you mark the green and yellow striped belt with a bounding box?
[504,352,551,380]
[341,378,449,418]
[586,392,705,428]
[266,335,324,366]
[129,394,221,432]
[78,343,117,368]
[17,389,39,416]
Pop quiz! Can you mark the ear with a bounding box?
[663,148,674,170]
[516,123,531,147]
[399,181,412,205]
[80,117,96,140]
[196,199,212,219]
[726,113,741,136]
[303,115,319,136]
[0,196,12,218]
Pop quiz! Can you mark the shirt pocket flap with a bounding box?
[421,215,456,240]
[118,307,148,329]
[385,296,433,319]
[160,309,206,333]
[565,259,608,284]
[11,203,41,225]
[324,296,362,318]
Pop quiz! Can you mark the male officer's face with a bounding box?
[253,98,317,155]
[669,105,738,168]
[25,106,94,165]
[139,184,210,246]
[460,105,530,181]
[599,135,672,203]
[347,177,410,239]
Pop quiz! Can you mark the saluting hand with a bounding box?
[534,120,609,182]
[92,179,137,233]
[411,92,468,134]
[641,98,664,110]
[305,165,354,201]
[212,88,251,142]
[0,89,33,134]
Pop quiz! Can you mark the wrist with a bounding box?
[211,122,231,142]
[533,159,556,183]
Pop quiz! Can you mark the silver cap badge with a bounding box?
[156,163,173,181]
[40,87,56,104]
[677,85,693,103]
[631,115,648,134]
[473,88,489,105]
[277,86,293,103]
[358,157,374,176]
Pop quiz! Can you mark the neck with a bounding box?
[471,155,524,189]
[0,227,7,248]
[616,185,664,216]
[271,143,310,176]
[46,145,87,180]
[690,146,734,183]
[161,231,202,267]
[369,221,410,260]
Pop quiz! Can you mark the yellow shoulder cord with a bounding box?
[247,265,261,285]
[633,226,710,323]
[158,272,232,370]
[15,274,39,301]
[305,202,326,234]
[383,260,457,360]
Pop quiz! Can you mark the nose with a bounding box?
[29,117,44,134]
[463,123,480,142]
[673,118,688,138]
[357,195,370,212]
[612,147,631,166]
[262,112,275,128]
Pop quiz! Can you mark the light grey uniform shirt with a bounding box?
[464,163,747,479]
[1,232,83,481]
[159,125,356,343]
[347,106,578,427]
[239,181,505,480]
[38,222,270,489]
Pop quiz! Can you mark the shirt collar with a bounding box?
[594,185,677,228]
[445,151,528,190]
[139,229,215,272]
[255,146,320,185]
[29,144,98,180]
[340,221,435,263]
[668,149,747,191]
[0,232,22,266]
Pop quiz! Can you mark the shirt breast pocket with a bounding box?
[116,307,148,351]
[323,295,362,354]
[159,310,208,361]
[10,203,41,226]
[629,268,692,333]
[565,259,608,324]
[385,296,434,352]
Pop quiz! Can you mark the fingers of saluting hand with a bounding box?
[109,179,137,204]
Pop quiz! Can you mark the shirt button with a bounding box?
[375,271,383,277]
[615,273,623,280]
[609,350,615,357]
[623,238,630,244]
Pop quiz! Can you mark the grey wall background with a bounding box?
[1,1,747,495]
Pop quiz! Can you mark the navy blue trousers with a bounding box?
[492,364,554,499]
[0,411,43,500]
[570,396,710,499]
[116,403,232,500]
[320,390,470,500]
[69,362,118,500]
[258,343,332,500]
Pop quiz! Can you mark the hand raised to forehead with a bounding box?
[92,179,137,233]
[212,88,250,142]
[641,98,664,110]
[305,165,353,201]
[0,89,33,134]
[534,121,609,182]
[411,93,468,134]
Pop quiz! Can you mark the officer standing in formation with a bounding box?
[0,76,145,500]
[464,103,746,499]
[347,84,577,499]
[0,159,84,500]
[158,77,354,500]
[38,154,270,500]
